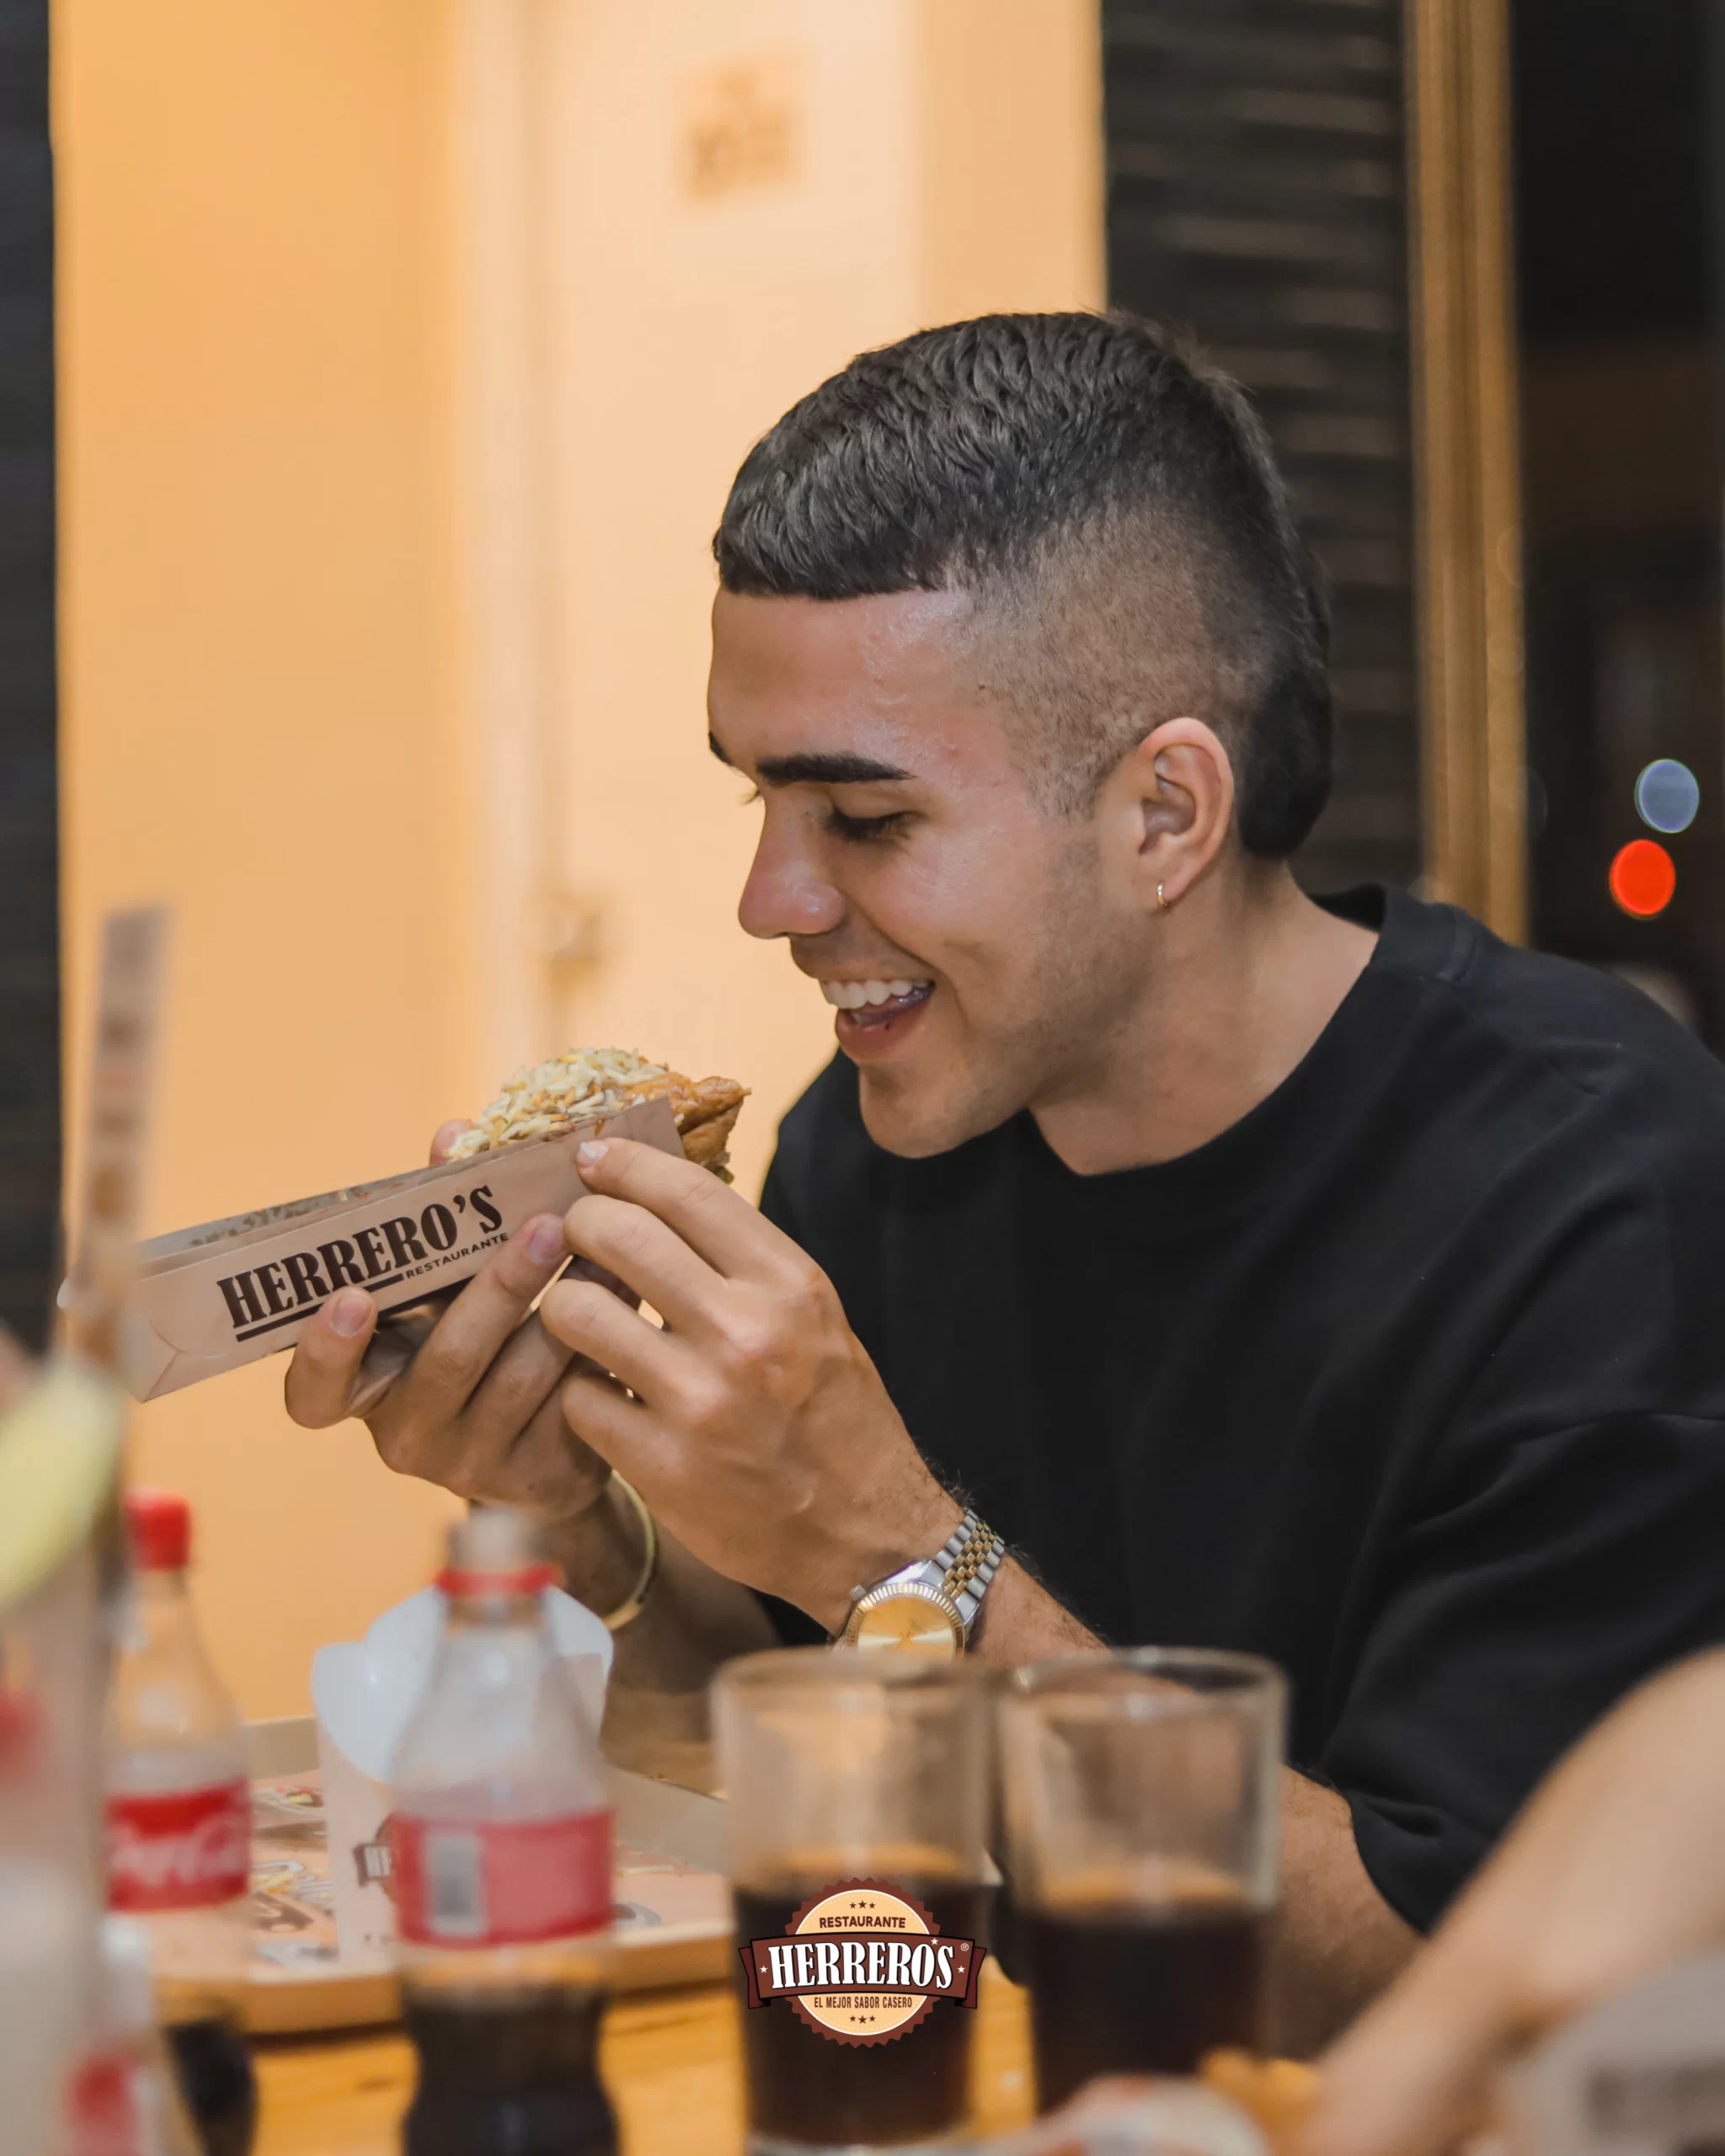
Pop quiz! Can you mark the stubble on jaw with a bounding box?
[855,819,1145,1160]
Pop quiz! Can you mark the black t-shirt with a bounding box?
[759,888,1725,1933]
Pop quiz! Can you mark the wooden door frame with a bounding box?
[1404,0,1528,940]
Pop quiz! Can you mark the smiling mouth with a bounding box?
[819,977,934,1026]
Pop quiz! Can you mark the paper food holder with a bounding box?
[120,1093,684,1401]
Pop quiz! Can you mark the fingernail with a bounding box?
[577,1140,610,1167]
[526,1215,564,1264]
[329,1289,371,1338]
[432,1120,464,1154]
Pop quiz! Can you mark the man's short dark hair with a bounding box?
[713,312,1332,858]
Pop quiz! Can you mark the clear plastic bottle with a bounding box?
[104,1490,256,2156]
[390,1506,617,2156]
[66,1915,202,2156]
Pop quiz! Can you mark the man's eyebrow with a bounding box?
[757,750,913,787]
[708,732,913,787]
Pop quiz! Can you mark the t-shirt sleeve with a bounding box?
[1318,1409,1725,1933]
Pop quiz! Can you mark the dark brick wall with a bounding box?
[0,0,57,1349]
[1103,0,1421,894]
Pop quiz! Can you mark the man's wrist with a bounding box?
[812,1486,969,1636]
[542,1477,651,1622]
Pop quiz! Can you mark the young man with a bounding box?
[286,315,1725,2047]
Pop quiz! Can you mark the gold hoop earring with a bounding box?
[1156,883,1171,912]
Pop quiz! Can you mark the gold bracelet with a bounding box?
[601,1474,660,1631]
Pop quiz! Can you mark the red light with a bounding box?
[1609,840,1676,917]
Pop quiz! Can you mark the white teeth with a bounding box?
[820,978,932,1010]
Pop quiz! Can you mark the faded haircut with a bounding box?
[713,312,1332,858]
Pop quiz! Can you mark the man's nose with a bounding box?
[738,818,845,941]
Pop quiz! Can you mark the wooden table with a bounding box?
[256,1961,1037,2154]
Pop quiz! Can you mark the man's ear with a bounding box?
[1098,718,1236,913]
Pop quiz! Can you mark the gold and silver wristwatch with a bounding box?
[839,1508,1007,1659]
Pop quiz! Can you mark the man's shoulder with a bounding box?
[1379,888,1725,1128]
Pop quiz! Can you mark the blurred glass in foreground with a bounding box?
[0,1351,128,2156]
[1001,1651,1286,2112]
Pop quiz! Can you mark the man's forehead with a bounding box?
[707,587,987,774]
[707,586,1004,788]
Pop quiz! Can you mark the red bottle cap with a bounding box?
[435,1561,559,1598]
[126,1487,191,1571]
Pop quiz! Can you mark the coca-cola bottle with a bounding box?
[389,1506,617,2156]
[104,1490,257,2156]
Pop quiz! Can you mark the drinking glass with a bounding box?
[998,1649,1286,2112]
[714,1647,992,2155]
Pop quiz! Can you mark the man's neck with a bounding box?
[1033,866,1380,1177]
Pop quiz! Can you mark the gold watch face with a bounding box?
[846,1582,964,1660]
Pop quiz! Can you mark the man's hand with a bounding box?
[282,1121,612,1526]
[538,1137,960,1632]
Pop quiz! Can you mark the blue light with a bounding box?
[1635,759,1700,835]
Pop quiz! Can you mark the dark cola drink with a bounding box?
[391,1510,618,2156]
[402,1988,617,2156]
[1022,1891,1269,2112]
[166,2016,259,2156]
[733,1873,991,2151]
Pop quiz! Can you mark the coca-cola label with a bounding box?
[106,1779,250,1912]
[389,1806,613,1947]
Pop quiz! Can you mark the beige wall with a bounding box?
[924,0,1105,324]
[56,0,467,1717]
[56,0,1101,1717]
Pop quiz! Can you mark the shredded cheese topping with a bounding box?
[444,1048,667,1160]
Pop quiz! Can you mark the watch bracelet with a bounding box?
[837,1507,1006,1645]
[943,1512,1005,1605]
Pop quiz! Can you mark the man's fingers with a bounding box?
[540,1274,692,1402]
[563,1255,641,1309]
[562,1193,724,1335]
[559,1364,672,1481]
[430,1118,475,1166]
[393,1214,573,1419]
[460,1309,579,1453]
[573,1138,802,1282]
[491,1385,606,1516]
[284,1288,380,1428]
[346,1296,457,1420]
